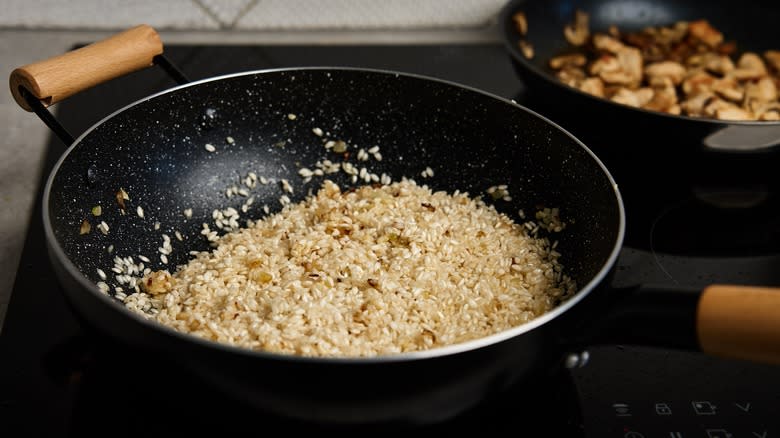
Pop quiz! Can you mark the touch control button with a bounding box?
[692,401,717,415]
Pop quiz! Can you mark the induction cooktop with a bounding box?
[1,43,778,438]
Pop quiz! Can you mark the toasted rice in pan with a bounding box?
[125,179,575,357]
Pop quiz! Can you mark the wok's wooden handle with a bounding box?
[698,285,780,364]
[9,24,162,111]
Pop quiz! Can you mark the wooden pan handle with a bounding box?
[9,24,162,111]
[698,285,780,364]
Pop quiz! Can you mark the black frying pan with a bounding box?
[9,25,780,425]
[499,0,780,156]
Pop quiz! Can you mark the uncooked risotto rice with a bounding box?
[125,179,575,357]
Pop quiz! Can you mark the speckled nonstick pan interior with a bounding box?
[46,66,620,291]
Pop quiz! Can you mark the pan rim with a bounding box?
[42,66,626,364]
[498,0,780,128]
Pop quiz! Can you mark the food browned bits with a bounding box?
[524,10,780,121]
[512,11,534,59]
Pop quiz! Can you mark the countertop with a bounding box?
[0,26,500,331]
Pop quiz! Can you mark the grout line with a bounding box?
[230,0,261,29]
[191,0,226,29]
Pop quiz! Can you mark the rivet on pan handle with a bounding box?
[9,24,163,111]
[697,285,780,364]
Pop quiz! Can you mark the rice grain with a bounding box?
[126,180,574,357]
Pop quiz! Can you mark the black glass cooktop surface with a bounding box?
[1,43,779,438]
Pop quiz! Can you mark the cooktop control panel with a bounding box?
[602,399,770,437]
[574,346,779,438]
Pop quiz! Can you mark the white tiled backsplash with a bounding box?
[1,0,508,30]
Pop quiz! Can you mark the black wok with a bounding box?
[9,25,780,425]
[499,0,780,158]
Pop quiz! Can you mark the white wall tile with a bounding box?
[195,0,257,28]
[0,0,508,30]
[236,0,507,29]
[0,0,219,29]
